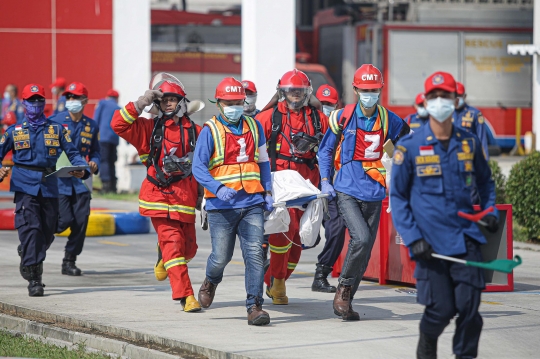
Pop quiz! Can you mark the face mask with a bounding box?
[3,92,10,100]
[23,100,46,124]
[222,105,243,124]
[243,95,257,114]
[358,92,379,109]
[417,106,429,118]
[457,97,465,109]
[426,97,455,123]
[322,105,335,117]
[66,100,83,113]
[51,88,58,95]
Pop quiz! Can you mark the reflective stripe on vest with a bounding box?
[204,116,264,198]
[333,105,389,187]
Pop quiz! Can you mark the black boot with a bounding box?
[20,263,45,297]
[417,331,438,359]
[62,252,82,276]
[311,264,336,293]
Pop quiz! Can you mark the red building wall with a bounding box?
[0,0,113,117]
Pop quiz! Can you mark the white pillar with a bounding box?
[242,0,296,108]
[534,0,540,150]
[113,0,151,192]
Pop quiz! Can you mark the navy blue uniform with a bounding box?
[53,95,66,115]
[390,123,497,359]
[453,104,489,160]
[0,119,88,266]
[94,98,120,187]
[49,111,100,256]
[404,112,428,130]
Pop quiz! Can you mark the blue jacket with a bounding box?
[318,104,405,201]
[94,99,121,144]
[53,95,67,115]
[404,112,429,130]
[49,111,100,195]
[453,104,489,160]
[193,115,271,211]
[0,118,89,197]
[390,123,498,256]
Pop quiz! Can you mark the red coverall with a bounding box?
[256,101,328,286]
[111,102,201,300]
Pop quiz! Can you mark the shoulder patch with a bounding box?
[393,150,404,165]
[0,133,7,144]
[396,145,407,152]
[478,113,484,124]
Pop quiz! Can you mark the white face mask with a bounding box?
[3,92,10,100]
[243,94,257,114]
[417,106,429,118]
[358,92,380,109]
[426,97,455,123]
[457,97,465,109]
[322,105,336,117]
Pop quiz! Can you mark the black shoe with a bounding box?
[28,280,45,297]
[311,264,336,293]
[62,252,82,276]
[417,331,438,359]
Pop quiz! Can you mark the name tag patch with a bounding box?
[457,152,474,161]
[417,164,442,177]
[415,155,440,165]
[81,132,93,139]
[12,129,30,142]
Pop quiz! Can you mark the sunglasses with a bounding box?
[26,98,45,103]
[66,94,84,100]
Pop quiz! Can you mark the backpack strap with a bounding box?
[268,107,282,172]
[309,106,321,136]
[331,104,356,166]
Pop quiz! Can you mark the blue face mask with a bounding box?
[457,97,465,109]
[358,92,379,109]
[66,100,83,114]
[322,105,335,117]
[417,106,429,118]
[222,105,243,124]
[426,97,455,123]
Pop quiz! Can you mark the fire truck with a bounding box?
[151,10,337,124]
[313,2,533,153]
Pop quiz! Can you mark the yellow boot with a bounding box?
[269,278,288,305]
[182,295,202,313]
[154,244,168,281]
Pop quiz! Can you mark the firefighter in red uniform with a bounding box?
[256,69,329,305]
[111,74,202,313]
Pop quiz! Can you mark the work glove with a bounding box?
[482,215,499,233]
[321,180,336,199]
[263,194,274,212]
[216,186,237,202]
[410,239,434,262]
[134,90,163,114]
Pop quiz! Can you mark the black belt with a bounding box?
[277,154,317,169]
[14,163,56,175]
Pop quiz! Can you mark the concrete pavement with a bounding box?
[1,197,539,358]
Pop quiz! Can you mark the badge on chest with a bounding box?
[12,126,31,150]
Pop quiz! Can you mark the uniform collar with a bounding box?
[355,102,378,121]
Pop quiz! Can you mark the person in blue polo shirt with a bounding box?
[193,77,273,326]
[94,89,120,193]
[391,71,498,359]
[318,64,410,320]
[0,83,88,297]
[49,82,100,277]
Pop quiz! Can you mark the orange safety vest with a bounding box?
[204,116,265,198]
[329,104,389,187]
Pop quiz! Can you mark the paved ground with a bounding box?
[1,196,539,358]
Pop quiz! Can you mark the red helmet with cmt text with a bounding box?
[215,77,246,100]
[352,64,384,90]
[277,69,312,110]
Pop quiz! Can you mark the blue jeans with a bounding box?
[206,204,265,308]
[336,191,382,298]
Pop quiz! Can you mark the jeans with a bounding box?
[206,204,265,308]
[336,191,382,298]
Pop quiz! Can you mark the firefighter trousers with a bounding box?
[151,217,197,300]
[264,208,303,286]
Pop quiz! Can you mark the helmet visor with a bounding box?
[279,87,311,110]
[150,72,185,92]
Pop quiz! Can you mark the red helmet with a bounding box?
[352,64,384,90]
[241,80,257,93]
[316,84,338,105]
[278,69,311,89]
[215,77,245,100]
[157,81,186,98]
[415,93,425,106]
[456,82,466,96]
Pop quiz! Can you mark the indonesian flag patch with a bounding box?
[419,145,434,156]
